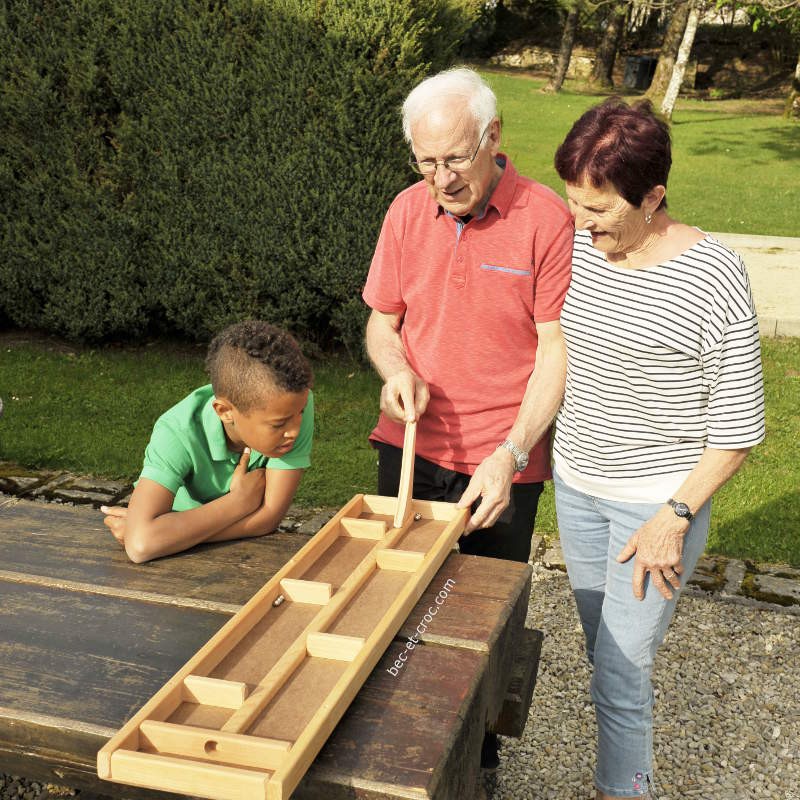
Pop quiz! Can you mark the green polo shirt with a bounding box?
[139,384,314,511]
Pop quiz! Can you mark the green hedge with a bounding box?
[0,0,474,352]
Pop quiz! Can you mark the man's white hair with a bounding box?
[401,67,497,144]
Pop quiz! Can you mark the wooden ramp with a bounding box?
[98,424,472,800]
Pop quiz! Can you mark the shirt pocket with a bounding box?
[479,263,531,277]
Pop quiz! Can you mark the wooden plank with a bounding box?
[183,676,248,709]
[339,517,388,540]
[0,581,228,733]
[376,549,425,572]
[299,643,488,800]
[306,633,365,662]
[393,421,417,529]
[139,720,291,771]
[0,498,311,606]
[0,546,531,800]
[110,750,269,800]
[279,578,333,604]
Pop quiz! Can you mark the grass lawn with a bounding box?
[484,70,800,238]
[1,336,798,565]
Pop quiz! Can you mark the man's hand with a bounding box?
[229,448,266,514]
[616,505,690,601]
[380,368,430,424]
[101,505,128,546]
[456,447,516,534]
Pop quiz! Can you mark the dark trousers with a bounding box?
[375,441,544,564]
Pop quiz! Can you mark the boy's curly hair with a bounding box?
[205,321,313,412]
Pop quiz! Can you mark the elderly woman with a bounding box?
[551,98,765,799]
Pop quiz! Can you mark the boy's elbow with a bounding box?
[124,524,158,564]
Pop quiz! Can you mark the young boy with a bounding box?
[101,320,314,563]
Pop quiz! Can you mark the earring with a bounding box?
[645,213,653,224]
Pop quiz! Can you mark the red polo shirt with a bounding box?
[363,156,573,482]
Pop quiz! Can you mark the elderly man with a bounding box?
[364,67,573,569]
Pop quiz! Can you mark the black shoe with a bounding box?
[480,731,500,771]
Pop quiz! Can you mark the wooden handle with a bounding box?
[393,421,416,528]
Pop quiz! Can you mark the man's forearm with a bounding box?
[507,328,567,453]
[365,310,411,381]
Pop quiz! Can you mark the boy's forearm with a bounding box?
[127,493,251,562]
[207,501,290,542]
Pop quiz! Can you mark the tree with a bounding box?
[543,0,583,92]
[788,49,800,117]
[645,0,693,103]
[661,0,702,118]
[747,0,800,118]
[590,0,630,87]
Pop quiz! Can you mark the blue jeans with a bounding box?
[553,468,710,797]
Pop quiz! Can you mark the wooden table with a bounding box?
[0,498,539,800]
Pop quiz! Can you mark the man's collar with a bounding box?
[203,395,234,461]
[432,153,517,220]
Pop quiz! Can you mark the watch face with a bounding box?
[517,452,529,470]
[674,502,691,517]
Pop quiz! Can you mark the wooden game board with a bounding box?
[97,422,469,800]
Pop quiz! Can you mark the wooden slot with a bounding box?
[393,421,416,529]
[139,720,290,771]
[327,568,409,639]
[278,578,332,604]
[221,640,308,735]
[376,548,426,572]
[411,498,461,521]
[183,676,247,709]
[339,517,387,540]
[393,517,449,553]
[109,750,269,800]
[306,632,365,662]
[359,495,398,516]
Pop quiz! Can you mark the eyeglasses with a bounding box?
[408,124,490,176]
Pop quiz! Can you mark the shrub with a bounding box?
[0,0,473,353]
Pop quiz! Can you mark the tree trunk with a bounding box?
[661,0,701,119]
[785,49,800,119]
[590,2,629,88]
[543,3,581,93]
[645,0,692,104]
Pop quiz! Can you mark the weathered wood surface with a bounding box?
[0,498,534,799]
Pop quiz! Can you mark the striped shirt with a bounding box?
[553,229,765,503]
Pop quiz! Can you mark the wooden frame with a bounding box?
[98,422,467,800]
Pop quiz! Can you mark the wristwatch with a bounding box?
[498,439,529,472]
[667,498,694,522]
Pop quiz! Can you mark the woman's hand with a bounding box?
[616,505,690,600]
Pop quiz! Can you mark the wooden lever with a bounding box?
[393,420,416,529]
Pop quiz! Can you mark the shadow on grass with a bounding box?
[682,124,800,163]
[710,489,800,567]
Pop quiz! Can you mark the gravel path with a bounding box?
[487,565,800,799]
[4,565,798,800]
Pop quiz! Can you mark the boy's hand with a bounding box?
[229,448,266,513]
[101,505,128,546]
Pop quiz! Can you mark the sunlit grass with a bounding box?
[1,337,797,563]
[484,70,800,238]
